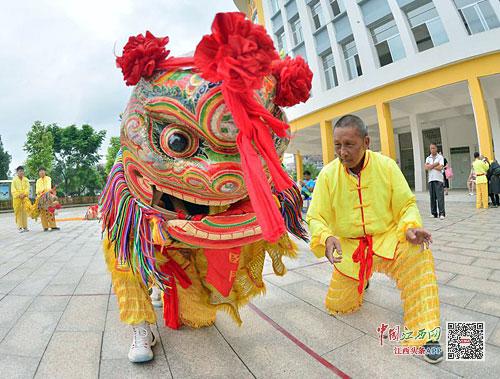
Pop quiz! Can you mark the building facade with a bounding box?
[234,0,500,191]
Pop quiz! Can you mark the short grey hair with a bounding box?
[334,114,368,138]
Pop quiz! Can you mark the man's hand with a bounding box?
[325,236,342,264]
[405,228,433,245]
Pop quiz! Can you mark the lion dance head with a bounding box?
[99,12,312,326]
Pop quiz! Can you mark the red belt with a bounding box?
[476,173,485,176]
[352,235,374,294]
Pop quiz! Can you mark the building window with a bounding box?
[293,44,307,62]
[342,38,362,80]
[275,30,286,52]
[453,0,500,35]
[290,18,304,46]
[320,51,338,89]
[370,18,405,67]
[405,1,449,52]
[271,0,280,15]
[310,1,325,31]
[330,0,345,17]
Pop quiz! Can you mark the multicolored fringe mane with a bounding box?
[275,185,309,242]
[99,149,171,288]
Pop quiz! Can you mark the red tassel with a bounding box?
[161,259,192,330]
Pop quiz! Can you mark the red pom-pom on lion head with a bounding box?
[272,56,313,107]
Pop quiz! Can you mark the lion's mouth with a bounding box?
[151,185,217,218]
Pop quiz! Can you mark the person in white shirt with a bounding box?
[424,143,445,219]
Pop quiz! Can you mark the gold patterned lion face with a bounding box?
[120,69,289,215]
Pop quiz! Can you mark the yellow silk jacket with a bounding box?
[11,176,30,199]
[11,176,31,212]
[306,150,422,280]
[36,176,52,196]
[472,159,489,185]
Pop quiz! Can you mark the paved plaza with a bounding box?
[0,194,499,378]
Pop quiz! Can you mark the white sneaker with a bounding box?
[150,286,163,308]
[128,322,156,363]
[439,215,445,220]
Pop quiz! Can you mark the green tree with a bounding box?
[49,124,106,196]
[0,135,11,179]
[105,136,121,175]
[23,121,54,178]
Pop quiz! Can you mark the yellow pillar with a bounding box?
[468,76,494,160]
[376,102,396,159]
[295,151,303,183]
[254,0,265,26]
[320,120,335,165]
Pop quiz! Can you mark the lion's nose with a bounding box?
[212,174,244,195]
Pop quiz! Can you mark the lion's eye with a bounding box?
[168,133,189,153]
[159,126,198,158]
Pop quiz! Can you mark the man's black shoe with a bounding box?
[423,341,443,364]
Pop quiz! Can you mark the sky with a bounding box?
[0,0,238,174]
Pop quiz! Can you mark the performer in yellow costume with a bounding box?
[307,115,443,364]
[100,12,312,363]
[35,167,60,231]
[472,152,490,209]
[11,166,31,232]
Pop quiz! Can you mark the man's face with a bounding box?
[17,170,24,178]
[430,145,437,155]
[39,170,45,178]
[333,126,370,169]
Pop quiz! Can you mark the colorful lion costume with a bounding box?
[99,12,312,342]
[31,190,61,220]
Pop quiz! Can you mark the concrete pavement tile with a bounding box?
[0,354,40,378]
[0,311,61,357]
[99,357,172,379]
[435,270,456,284]
[264,270,311,287]
[488,323,500,347]
[11,275,52,296]
[108,295,119,311]
[490,270,500,282]
[74,274,111,295]
[436,261,492,279]
[40,283,78,296]
[432,250,476,265]
[258,294,364,355]
[0,295,33,329]
[323,335,459,379]
[466,294,500,318]
[57,295,108,332]
[159,324,253,379]
[334,301,404,340]
[252,279,303,310]
[438,285,476,308]
[0,279,23,294]
[447,275,500,297]
[35,331,101,379]
[438,343,500,378]
[278,278,328,311]
[473,258,500,270]
[363,281,403,314]
[294,264,333,285]
[216,309,339,378]
[28,296,71,312]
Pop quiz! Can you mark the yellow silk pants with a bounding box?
[325,242,440,346]
[40,209,57,229]
[104,241,217,327]
[13,198,30,229]
[476,182,489,209]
